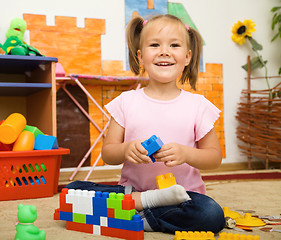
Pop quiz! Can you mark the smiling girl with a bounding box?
[67,14,225,234]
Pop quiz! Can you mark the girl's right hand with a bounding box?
[124,140,151,164]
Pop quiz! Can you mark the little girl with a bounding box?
[67,14,225,234]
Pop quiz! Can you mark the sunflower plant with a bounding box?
[231,19,276,98]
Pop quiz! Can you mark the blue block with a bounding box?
[60,211,73,221]
[34,134,59,150]
[141,135,164,162]
[86,215,100,225]
[108,215,144,231]
[93,191,109,217]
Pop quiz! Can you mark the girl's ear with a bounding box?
[137,49,143,65]
[185,50,192,66]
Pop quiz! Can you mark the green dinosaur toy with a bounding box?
[15,204,46,240]
[0,18,43,56]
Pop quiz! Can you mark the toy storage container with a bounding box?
[0,148,69,201]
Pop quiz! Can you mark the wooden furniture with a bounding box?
[0,55,58,136]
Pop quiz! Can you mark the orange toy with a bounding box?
[13,131,35,151]
[0,113,26,144]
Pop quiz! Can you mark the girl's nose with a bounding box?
[160,46,170,56]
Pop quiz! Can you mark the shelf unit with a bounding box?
[0,55,58,136]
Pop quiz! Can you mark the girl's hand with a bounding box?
[124,140,151,164]
[153,143,188,167]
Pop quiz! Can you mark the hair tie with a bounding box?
[185,24,190,31]
[143,20,148,26]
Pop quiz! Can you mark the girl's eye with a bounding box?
[150,43,159,47]
[171,43,180,47]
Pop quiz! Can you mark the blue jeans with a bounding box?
[65,181,225,234]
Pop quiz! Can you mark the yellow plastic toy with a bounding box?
[0,113,26,144]
[235,213,265,227]
[156,173,177,189]
[218,232,260,240]
[174,231,215,240]
[12,131,35,151]
[223,207,243,219]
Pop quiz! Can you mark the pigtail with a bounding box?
[180,27,202,90]
[126,16,145,75]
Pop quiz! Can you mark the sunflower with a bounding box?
[231,19,256,45]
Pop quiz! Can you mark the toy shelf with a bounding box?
[0,55,58,136]
[0,82,52,96]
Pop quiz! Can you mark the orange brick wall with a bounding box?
[25,14,225,166]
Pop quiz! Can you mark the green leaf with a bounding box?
[271,6,281,13]
[248,37,263,51]
[279,67,281,75]
[241,57,267,72]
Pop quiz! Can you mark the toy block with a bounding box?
[141,135,164,162]
[66,221,93,234]
[24,125,44,139]
[93,191,109,217]
[34,134,58,150]
[101,226,144,240]
[93,225,101,235]
[100,216,108,227]
[115,208,135,221]
[73,213,86,223]
[107,192,124,209]
[174,231,215,240]
[122,194,135,210]
[86,215,100,225]
[218,232,260,240]
[60,211,73,222]
[59,188,73,212]
[156,173,177,189]
[66,188,95,215]
[108,215,144,232]
[107,208,115,218]
[54,208,60,220]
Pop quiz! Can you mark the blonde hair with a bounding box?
[126,14,202,90]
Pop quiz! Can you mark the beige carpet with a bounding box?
[0,178,280,240]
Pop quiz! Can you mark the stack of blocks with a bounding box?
[54,188,144,240]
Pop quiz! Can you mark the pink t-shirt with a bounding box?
[105,88,220,194]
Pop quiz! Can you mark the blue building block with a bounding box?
[86,215,100,225]
[60,211,73,222]
[34,134,59,150]
[93,192,109,217]
[108,215,144,231]
[141,135,164,162]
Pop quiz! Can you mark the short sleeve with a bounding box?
[194,96,221,142]
[104,93,125,128]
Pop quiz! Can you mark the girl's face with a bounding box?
[138,20,191,85]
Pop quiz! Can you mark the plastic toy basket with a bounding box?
[0,148,69,201]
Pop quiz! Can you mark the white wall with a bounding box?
[0,0,280,164]
[172,0,280,164]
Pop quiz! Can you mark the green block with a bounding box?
[24,125,44,139]
[107,192,124,210]
[115,209,135,220]
[73,213,86,223]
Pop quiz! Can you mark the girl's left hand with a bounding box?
[153,143,188,167]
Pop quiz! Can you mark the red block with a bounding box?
[60,188,72,212]
[101,226,144,240]
[122,194,135,210]
[54,208,60,220]
[66,221,93,234]
[107,208,115,218]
